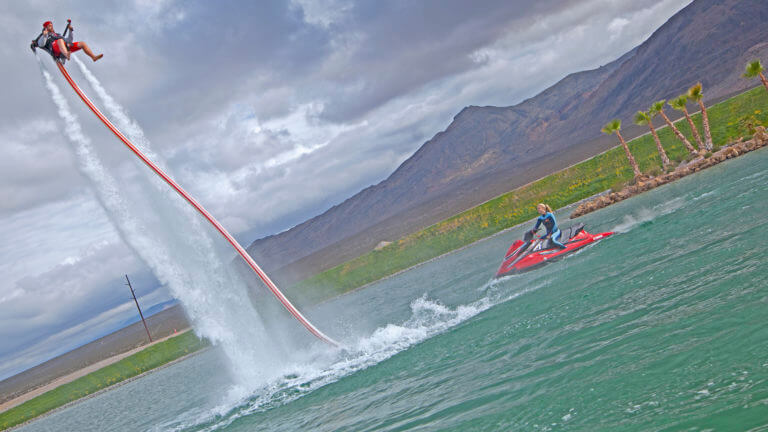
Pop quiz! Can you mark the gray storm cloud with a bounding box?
[0,0,693,377]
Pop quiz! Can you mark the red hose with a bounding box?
[56,62,339,347]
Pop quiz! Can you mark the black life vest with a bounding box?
[31,33,67,60]
[44,32,64,50]
[32,31,63,52]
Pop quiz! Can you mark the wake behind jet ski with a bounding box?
[494,222,613,278]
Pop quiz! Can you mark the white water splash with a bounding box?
[38,57,321,388]
[611,197,686,233]
[36,56,153,267]
[72,57,199,222]
[158,280,544,432]
[73,57,160,161]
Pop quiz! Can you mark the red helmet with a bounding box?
[43,20,52,28]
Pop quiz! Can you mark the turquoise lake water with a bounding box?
[19,147,768,431]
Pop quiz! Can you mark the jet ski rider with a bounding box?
[36,20,103,62]
[530,203,567,249]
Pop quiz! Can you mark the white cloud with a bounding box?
[0,241,157,361]
[0,119,83,214]
[608,17,631,38]
[131,0,187,32]
[0,196,117,283]
[291,0,353,28]
[0,0,695,377]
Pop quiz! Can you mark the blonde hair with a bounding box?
[537,203,553,213]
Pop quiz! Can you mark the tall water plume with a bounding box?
[39,56,324,389]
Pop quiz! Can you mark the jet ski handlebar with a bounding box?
[524,229,538,241]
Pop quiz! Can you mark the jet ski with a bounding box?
[495,223,613,277]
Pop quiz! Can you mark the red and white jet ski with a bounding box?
[495,223,613,277]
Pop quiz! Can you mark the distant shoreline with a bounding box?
[0,330,191,414]
[5,347,208,432]
[0,331,208,431]
[570,129,768,218]
[322,125,768,303]
[293,86,768,299]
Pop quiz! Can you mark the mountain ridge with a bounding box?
[247,0,768,285]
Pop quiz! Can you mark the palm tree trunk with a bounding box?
[697,100,713,151]
[660,110,697,155]
[760,71,768,92]
[682,107,704,151]
[616,130,642,178]
[648,123,670,167]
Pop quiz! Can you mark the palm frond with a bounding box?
[633,111,649,125]
[743,60,764,78]
[601,119,621,134]
[650,100,666,115]
[669,95,688,110]
[687,82,703,101]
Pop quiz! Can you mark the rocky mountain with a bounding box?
[247,0,768,285]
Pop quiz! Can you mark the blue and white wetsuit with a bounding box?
[533,212,566,249]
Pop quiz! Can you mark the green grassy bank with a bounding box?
[0,332,208,431]
[294,86,768,301]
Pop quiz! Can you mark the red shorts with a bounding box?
[52,41,81,57]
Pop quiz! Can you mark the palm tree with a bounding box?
[602,119,641,179]
[669,95,704,152]
[634,109,670,168]
[651,100,697,156]
[687,83,713,151]
[743,60,768,92]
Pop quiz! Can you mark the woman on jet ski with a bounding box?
[530,203,567,249]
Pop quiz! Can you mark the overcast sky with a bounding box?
[0,0,693,379]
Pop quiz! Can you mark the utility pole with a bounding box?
[125,274,153,343]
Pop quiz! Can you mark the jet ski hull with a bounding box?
[495,224,613,277]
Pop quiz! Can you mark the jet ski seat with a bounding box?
[561,223,585,243]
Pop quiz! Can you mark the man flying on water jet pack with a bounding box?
[31,20,102,63]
